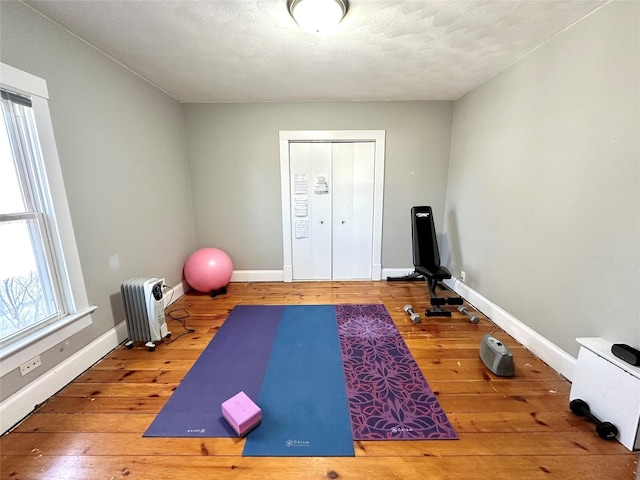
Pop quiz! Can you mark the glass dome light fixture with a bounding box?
[288,0,348,34]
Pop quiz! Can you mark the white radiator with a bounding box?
[121,278,170,351]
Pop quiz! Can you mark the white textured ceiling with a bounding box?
[23,0,606,102]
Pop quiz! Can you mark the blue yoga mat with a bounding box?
[143,305,283,437]
[242,305,355,457]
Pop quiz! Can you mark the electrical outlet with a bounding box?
[19,355,42,376]
[460,271,466,282]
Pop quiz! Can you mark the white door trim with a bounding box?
[279,130,385,282]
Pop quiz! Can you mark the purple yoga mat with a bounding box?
[336,304,458,440]
[144,305,283,437]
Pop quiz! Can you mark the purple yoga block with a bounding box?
[221,391,262,437]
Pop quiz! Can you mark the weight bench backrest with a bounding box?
[411,206,441,269]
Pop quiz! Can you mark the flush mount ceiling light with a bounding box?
[288,0,348,33]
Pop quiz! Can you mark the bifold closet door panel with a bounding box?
[290,142,332,280]
[332,142,375,280]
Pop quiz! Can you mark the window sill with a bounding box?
[0,306,96,377]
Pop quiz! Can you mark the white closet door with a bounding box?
[290,142,332,280]
[332,142,375,279]
[289,141,375,281]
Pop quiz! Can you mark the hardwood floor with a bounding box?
[1,281,637,479]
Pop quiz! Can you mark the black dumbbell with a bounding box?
[569,399,618,440]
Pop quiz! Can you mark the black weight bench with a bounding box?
[388,206,462,317]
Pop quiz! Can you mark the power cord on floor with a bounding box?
[162,284,195,343]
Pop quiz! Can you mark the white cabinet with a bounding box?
[570,337,640,451]
[289,142,375,281]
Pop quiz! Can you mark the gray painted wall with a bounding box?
[0,2,196,399]
[444,1,640,357]
[183,101,453,270]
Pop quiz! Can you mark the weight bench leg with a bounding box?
[425,306,452,317]
[386,271,424,282]
[425,278,453,316]
[425,277,466,317]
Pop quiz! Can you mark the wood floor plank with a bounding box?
[0,455,635,480]
[1,281,636,480]
[445,411,592,433]
[34,396,167,414]
[104,348,203,361]
[90,358,197,371]
[0,432,627,457]
[12,411,587,435]
[416,359,562,382]
[12,413,157,434]
[56,383,179,399]
[0,432,244,457]
[428,379,570,396]
[74,369,186,384]
[437,394,572,413]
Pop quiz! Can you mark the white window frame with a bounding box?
[0,62,95,376]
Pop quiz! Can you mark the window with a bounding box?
[0,63,94,375]
[0,90,65,343]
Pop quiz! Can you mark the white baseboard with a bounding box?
[233,269,408,283]
[0,280,187,435]
[231,270,284,282]
[445,277,576,381]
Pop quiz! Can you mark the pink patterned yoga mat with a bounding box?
[336,304,458,440]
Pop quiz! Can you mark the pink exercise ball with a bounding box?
[184,248,233,293]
